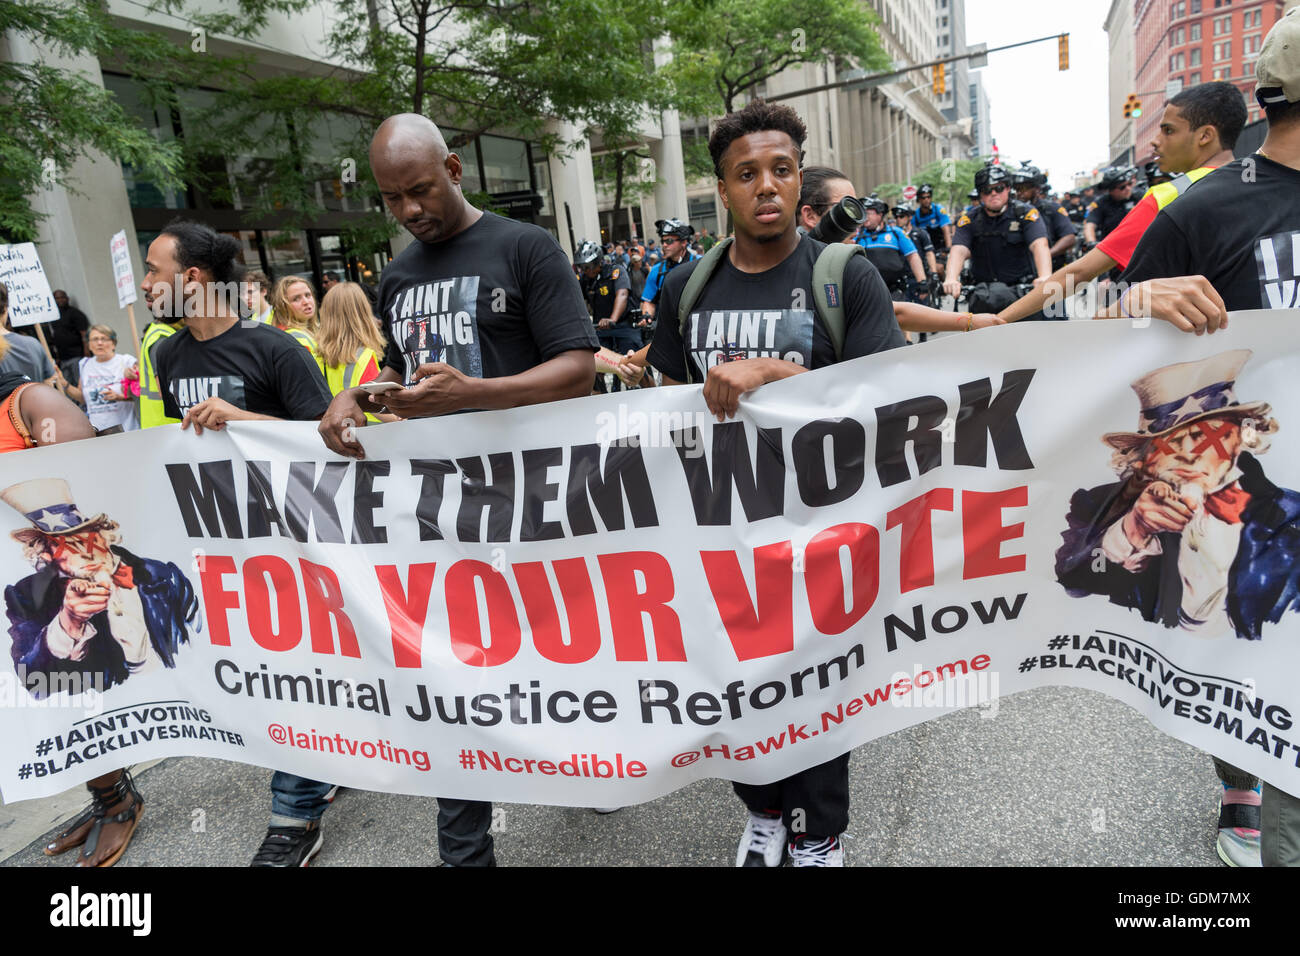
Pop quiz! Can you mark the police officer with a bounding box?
[894,204,938,278]
[577,240,635,391]
[965,189,980,215]
[856,197,927,301]
[943,164,1052,315]
[1082,166,1136,248]
[1012,162,1077,270]
[1063,191,1086,224]
[910,184,952,251]
[640,218,699,322]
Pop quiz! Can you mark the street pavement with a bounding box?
[2,685,1223,867]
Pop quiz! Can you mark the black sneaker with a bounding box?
[250,824,324,867]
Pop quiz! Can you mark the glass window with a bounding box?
[1190,71,1201,84]
[261,230,312,283]
[479,135,531,193]
[532,153,553,217]
[1190,48,1201,66]
[225,230,263,272]
[102,74,186,209]
[1190,23,1201,40]
[443,129,483,193]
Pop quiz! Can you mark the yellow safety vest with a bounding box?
[138,321,180,428]
[284,326,326,375]
[325,347,383,423]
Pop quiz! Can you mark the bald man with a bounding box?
[319,113,598,867]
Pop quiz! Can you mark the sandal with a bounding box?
[45,770,144,867]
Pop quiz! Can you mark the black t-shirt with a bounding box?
[379,211,598,383]
[952,203,1048,284]
[647,235,903,383]
[1122,157,1300,311]
[585,264,631,322]
[153,321,332,421]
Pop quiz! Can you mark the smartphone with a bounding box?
[357,381,404,395]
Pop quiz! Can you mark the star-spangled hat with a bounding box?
[1103,350,1271,451]
[0,478,106,536]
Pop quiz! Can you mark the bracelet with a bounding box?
[1118,285,1135,319]
[962,312,974,332]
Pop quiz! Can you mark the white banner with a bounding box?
[109,230,138,309]
[2,312,1300,806]
[0,243,59,329]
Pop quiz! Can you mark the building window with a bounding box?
[1190,70,1201,84]
[1173,26,1184,45]
[1243,60,1254,76]
[1190,23,1201,40]
[1190,47,1201,66]
[1190,0,1200,11]
[1244,34,1260,55]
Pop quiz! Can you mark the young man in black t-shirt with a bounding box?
[319,113,597,867]
[649,100,903,867]
[143,219,337,869]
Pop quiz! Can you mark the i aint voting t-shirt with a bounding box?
[647,235,904,383]
[379,211,598,384]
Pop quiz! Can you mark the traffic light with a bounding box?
[931,63,946,96]
[1058,34,1069,71]
[1123,93,1143,119]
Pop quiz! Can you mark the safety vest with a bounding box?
[284,327,326,375]
[325,347,382,423]
[138,321,180,428]
[1147,167,1213,212]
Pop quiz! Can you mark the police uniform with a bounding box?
[584,260,636,391]
[911,202,950,249]
[1084,194,1135,242]
[855,224,916,300]
[952,200,1048,286]
[1035,198,1077,269]
[642,250,700,307]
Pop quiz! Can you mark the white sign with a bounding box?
[110,230,138,308]
[0,243,59,328]
[903,185,917,201]
[1165,78,1184,100]
[2,315,1300,807]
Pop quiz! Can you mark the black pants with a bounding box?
[732,753,850,839]
[436,798,495,866]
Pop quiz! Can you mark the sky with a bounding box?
[964,0,1113,192]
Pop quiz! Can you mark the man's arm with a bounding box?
[943,245,970,297]
[382,349,593,419]
[907,251,926,283]
[319,366,401,458]
[999,246,1117,323]
[19,385,95,445]
[1048,230,1076,260]
[1092,276,1227,333]
[1083,222,1098,245]
[1029,236,1051,282]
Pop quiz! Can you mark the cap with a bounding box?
[1256,8,1300,107]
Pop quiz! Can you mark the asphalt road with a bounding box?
[2,685,1223,867]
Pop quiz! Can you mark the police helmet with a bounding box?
[967,189,979,200]
[916,183,934,198]
[1098,166,1129,189]
[655,218,694,241]
[1011,163,1045,189]
[862,195,890,216]
[891,204,912,219]
[1142,160,1171,186]
[973,164,1011,192]
[575,240,602,265]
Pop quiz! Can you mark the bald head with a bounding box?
[370,113,449,167]
[370,113,478,244]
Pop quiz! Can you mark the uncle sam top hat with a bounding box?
[1,478,108,536]
[1103,350,1271,452]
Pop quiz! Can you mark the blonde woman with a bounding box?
[269,275,324,372]
[317,282,395,423]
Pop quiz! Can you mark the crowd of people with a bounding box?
[1,7,1297,869]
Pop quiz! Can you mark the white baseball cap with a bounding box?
[1256,7,1300,107]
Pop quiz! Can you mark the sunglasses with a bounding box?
[978,184,1009,195]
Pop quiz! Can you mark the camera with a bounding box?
[808,195,866,245]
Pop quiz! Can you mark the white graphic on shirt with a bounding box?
[686,309,815,378]
[387,276,483,382]
[169,375,245,414]
[1254,231,1300,309]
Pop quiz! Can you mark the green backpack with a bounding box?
[676,236,864,383]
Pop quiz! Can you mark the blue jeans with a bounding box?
[270,772,333,825]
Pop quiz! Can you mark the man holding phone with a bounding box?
[318,113,597,866]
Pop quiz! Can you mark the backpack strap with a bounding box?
[677,238,733,383]
[810,242,864,363]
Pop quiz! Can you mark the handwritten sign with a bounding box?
[0,243,59,328]
[110,230,138,308]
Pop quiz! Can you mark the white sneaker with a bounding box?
[788,836,844,867]
[736,812,787,867]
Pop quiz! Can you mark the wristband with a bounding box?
[962,312,974,332]
[1119,285,1135,319]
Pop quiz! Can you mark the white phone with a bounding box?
[357,381,404,395]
